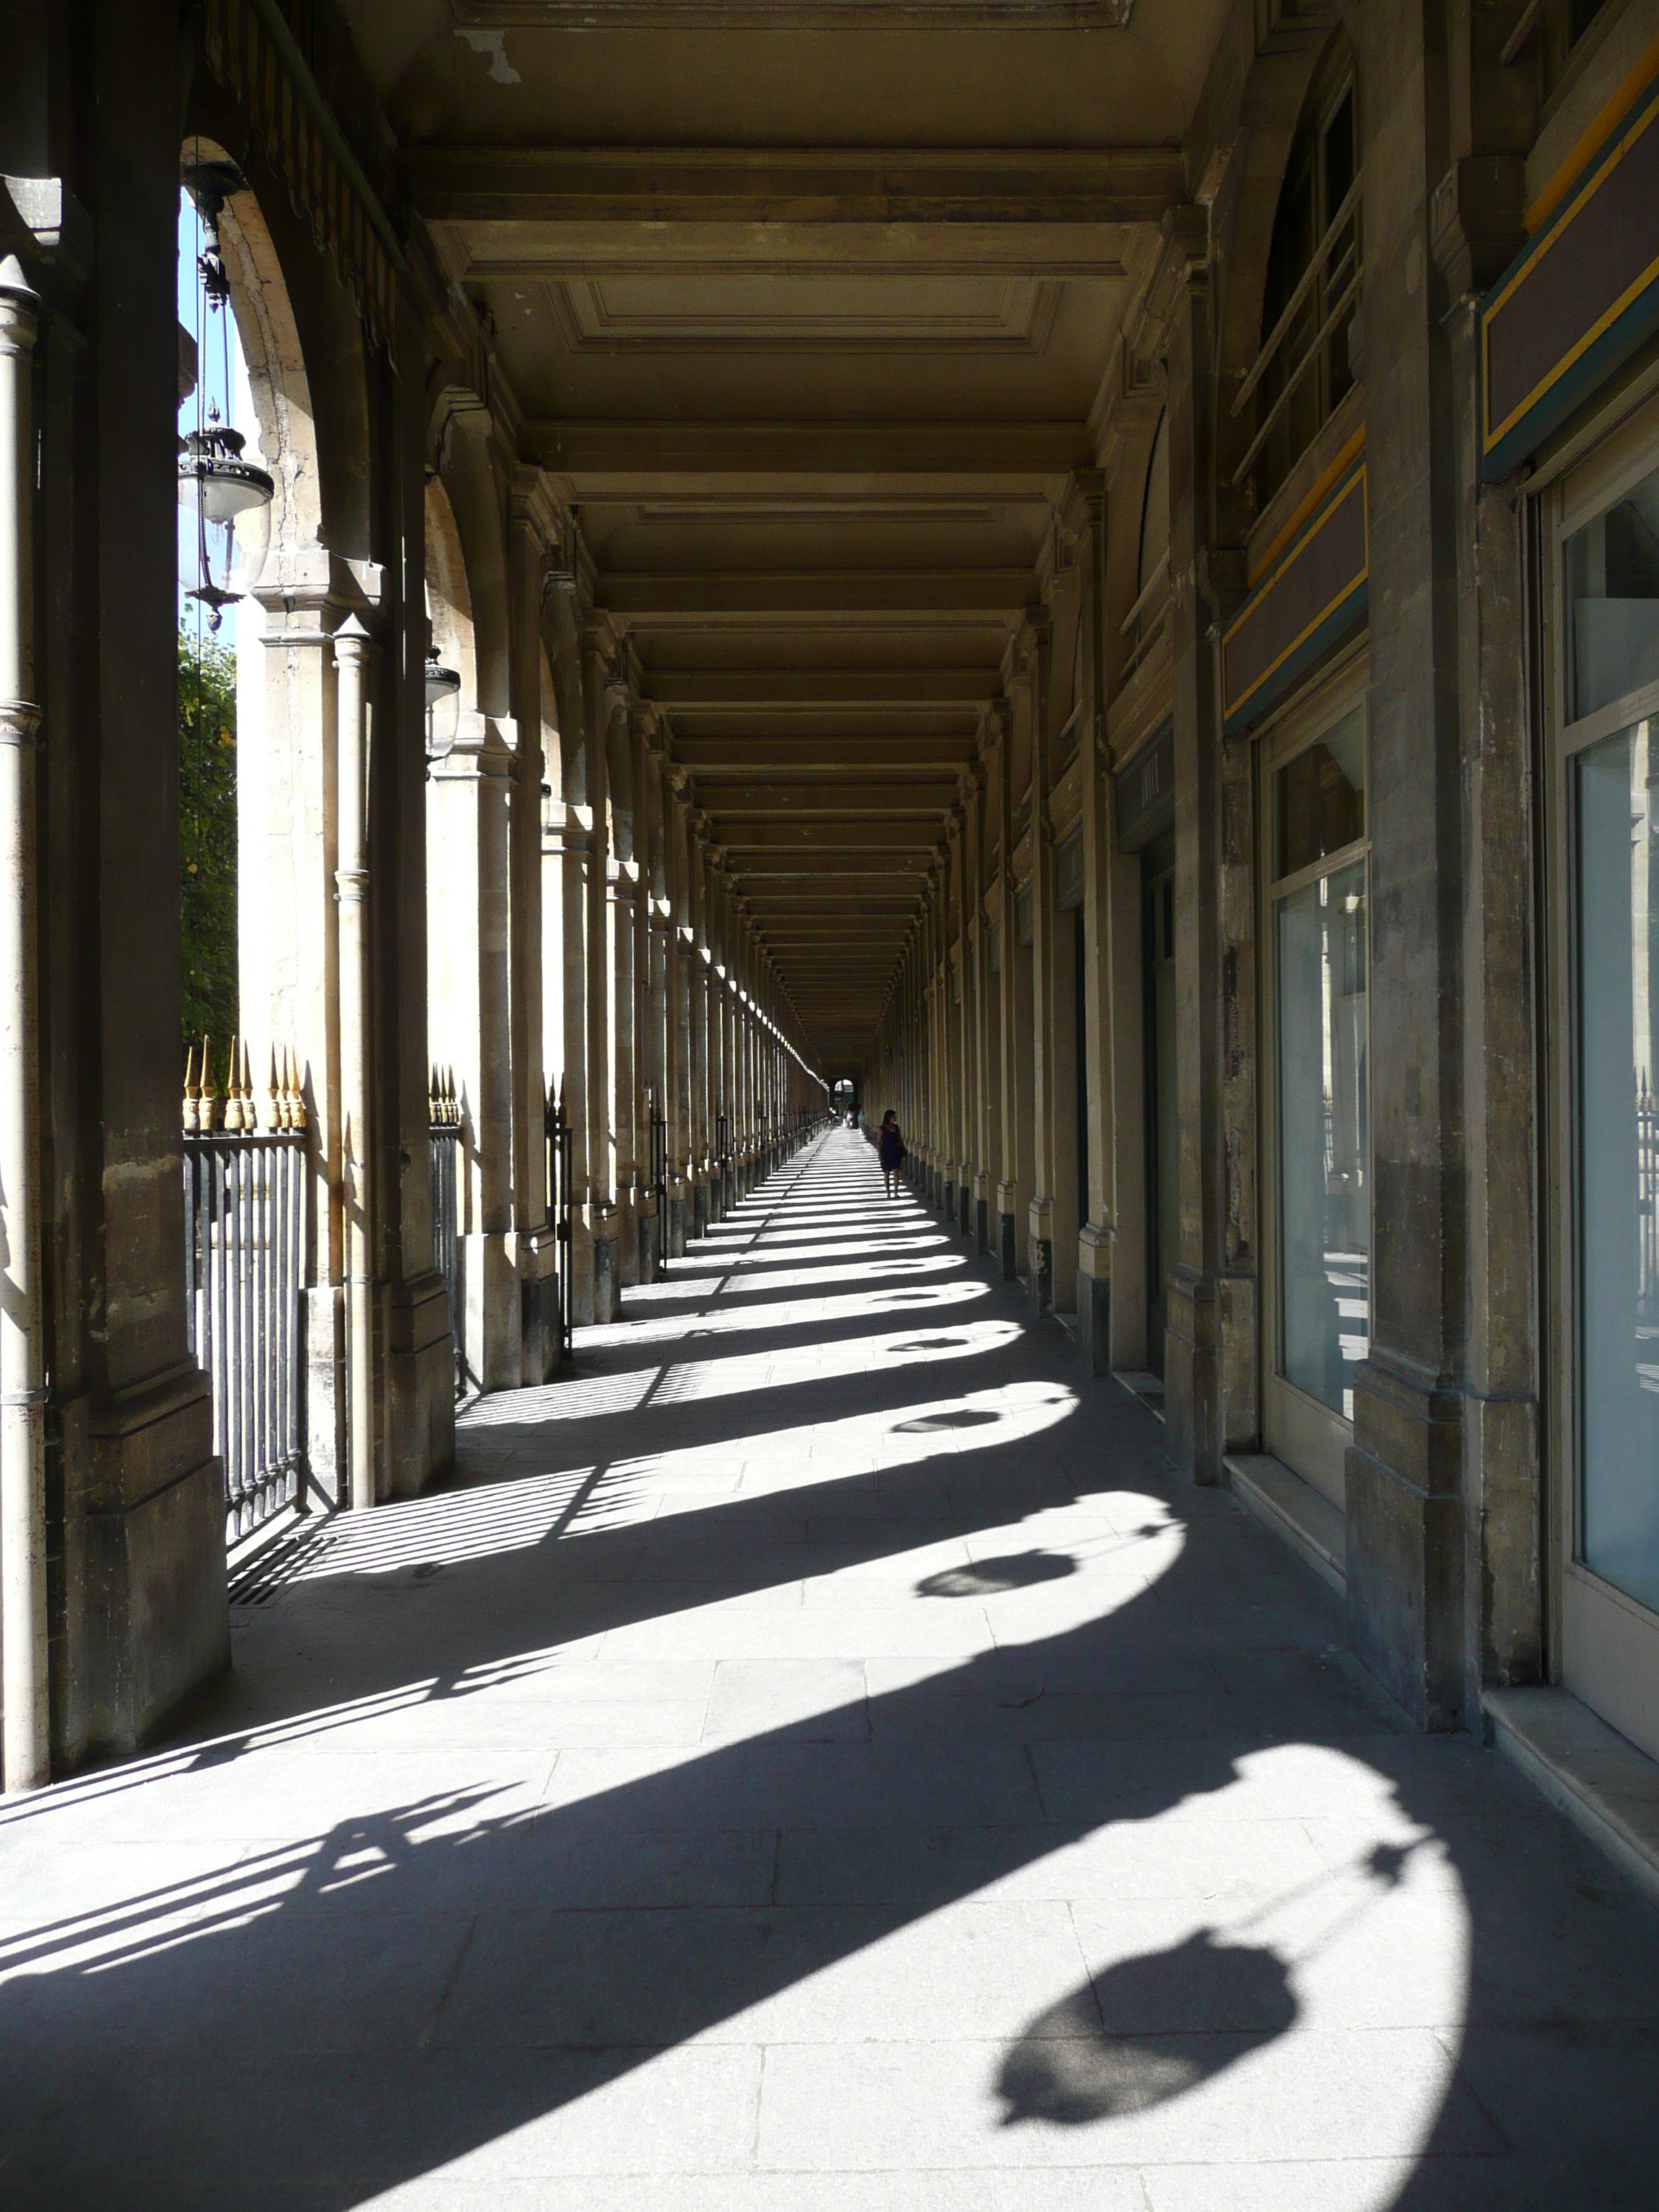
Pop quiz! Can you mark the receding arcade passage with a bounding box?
[0,1131,1655,2206]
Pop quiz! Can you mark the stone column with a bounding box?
[943,806,964,1230]
[1341,0,1473,1725]
[426,704,516,1392]
[990,696,1020,1275]
[1022,610,1057,1313]
[687,816,711,1238]
[1164,239,1256,1485]
[1067,473,1118,1372]
[542,793,593,1323]
[608,849,639,1290]
[583,626,618,1321]
[709,867,730,1220]
[631,711,657,1277]
[966,752,994,1251]
[663,770,691,1253]
[506,475,556,1382]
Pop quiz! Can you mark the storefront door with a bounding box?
[1550,423,1659,1763]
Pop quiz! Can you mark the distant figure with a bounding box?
[877,1109,907,1199]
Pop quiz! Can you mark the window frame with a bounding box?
[1257,658,1372,1506]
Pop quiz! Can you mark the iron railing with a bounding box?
[715,1110,731,1215]
[547,1084,575,1354]
[430,1069,464,1398]
[1231,168,1362,490]
[649,1104,668,1261]
[182,1071,307,1540]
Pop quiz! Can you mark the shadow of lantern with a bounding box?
[997,1931,1299,2126]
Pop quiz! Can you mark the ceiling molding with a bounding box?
[539,274,1064,355]
[408,143,1177,229]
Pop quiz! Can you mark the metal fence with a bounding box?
[183,1114,307,1541]
[547,1083,575,1354]
[430,1070,464,1397]
[649,1102,668,1261]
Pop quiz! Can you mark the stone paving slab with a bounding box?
[2,1129,1658,2207]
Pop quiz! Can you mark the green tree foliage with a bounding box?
[178,626,238,1064]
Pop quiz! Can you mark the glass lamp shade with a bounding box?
[179,426,274,611]
[424,651,462,763]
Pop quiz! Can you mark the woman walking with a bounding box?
[877,1109,907,1199]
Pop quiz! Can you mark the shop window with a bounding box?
[1573,721,1659,1610]
[1565,459,1659,720]
[1264,699,1369,1487]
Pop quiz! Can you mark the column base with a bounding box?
[667,1179,688,1258]
[958,1179,973,1240]
[1076,1222,1113,1376]
[997,1210,1020,1282]
[1164,1265,1256,1486]
[513,1233,559,1388]
[691,1174,709,1241]
[388,1269,460,1493]
[589,1208,619,1323]
[1347,1354,1466,1732]
[1027,1231,1053,1316]
[943,1179,957,1228]
[615,1190,640,1289]
[975,1192,989,1254]
[639,1208,662,1285]
[572,1213,597,1328]
[81,1364,228,1759]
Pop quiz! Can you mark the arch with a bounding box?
[424,474,478,727]
[430,403,511,723]
[606,688,635,861]
[1207,29,1351,495]
[1138,408,1170,598]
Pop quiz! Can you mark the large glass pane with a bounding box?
[1274,706,1365,878]
[1566,463,1659,720]
[1277,857,1369,1419]
[1576,720,1659,1610]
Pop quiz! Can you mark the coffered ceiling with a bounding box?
[354,0,1222,1068]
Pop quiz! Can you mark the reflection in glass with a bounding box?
[1274,706,1365,878]
[1576,721,1659,1611]
[1567,464,1659,721]
[1277,858,1368,1419]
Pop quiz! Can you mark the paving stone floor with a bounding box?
[4,1126,1659,2208]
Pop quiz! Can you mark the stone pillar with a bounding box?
[664,770,691,1254]
[967,746,996,1252]
[943,804,965,1231]
[608,850,639,1289]
[1067,473,1118,1372]
[1022,611,1057,1313]
[688,817,711,1238]
[542,795,593,1323]
[1341,0,1477,1727]
[583,626,618,1321]
[1164,239,1256,1485]
[426,711,516,1391]
[506,475,557,1382]
[631,712,657,1276]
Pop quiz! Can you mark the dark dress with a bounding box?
[877,1124,904,1171]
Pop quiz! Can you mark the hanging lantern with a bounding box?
[424,646,462,765]
[179,415,274,620]
[178,161,274,626]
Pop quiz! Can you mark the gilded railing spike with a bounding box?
[223,1038,244,1133]
[199,1036,219,1130]
[184,1043,200,1133]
